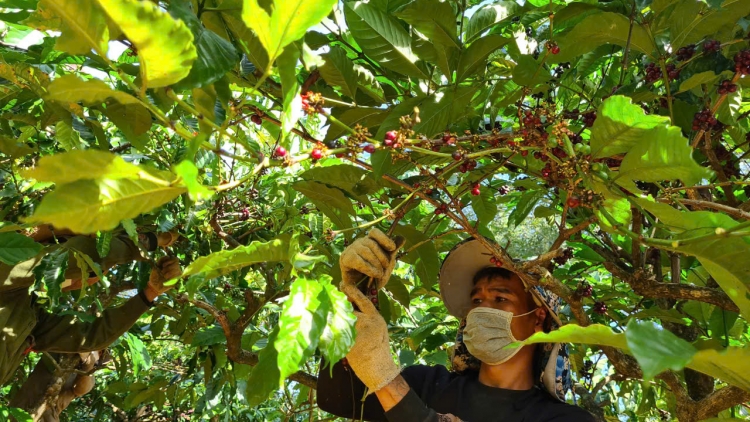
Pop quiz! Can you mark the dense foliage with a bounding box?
[1,0,750,420]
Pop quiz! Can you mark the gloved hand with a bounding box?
[147,256,182,296]
[340,283,401,392]
[340,228,404,290]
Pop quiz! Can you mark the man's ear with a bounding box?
[533,308,547,333]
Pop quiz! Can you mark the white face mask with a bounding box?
[462,307,537,365]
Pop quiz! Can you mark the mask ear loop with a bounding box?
[520,278,562,327]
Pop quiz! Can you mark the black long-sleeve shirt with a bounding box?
[317,361,596,422]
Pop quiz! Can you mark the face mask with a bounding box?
[462,307,537,366]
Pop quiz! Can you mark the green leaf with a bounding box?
[221,12,270,73]
[385,276,411,309]
[24,176,185,234]
[324,107,388,142]
[616,126,713,187]
[95,0,197,88]
[688,346,750,392]
[394,0,459,49]
[470,188,497,223]
[590,96,671,158]
[394,224,440,288]
[553,12,655,62]
[55,120,84,151]
[319,46,358,99]
[300,164,373,206]
[509,190,544,227]
[292,181,355,231]
[278,43,302,137]
[242,0,337,70]
[274,277,329,380]
[344,1,427,79]
[465,2,525,42]
[519,323,628,349]
[34,248,68,305]
[624,319,697,380]
[245,329,281,406]
[668,0,750,50]
[511,55,551,87]
[634,198,750,321]
[355,65,386,103]
[0,406,32,422]
[595,195,632,233]
[25,0,110,56]
[318,278,356,365]
[191,325,227,346]
[46,74,139,105]
[0,232,42,265]
[103,103,152,149]
[169,0,238,90]
[124,333,152,377]
[0,135,35,158]
[677,71,718,94]
[457,35,510,82]
[413,86,476,138]
[173,160,213,202]
[182,235,291,279]
[22,150,141,185]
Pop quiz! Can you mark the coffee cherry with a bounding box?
[250,114,263,125]
[582,111,597,127]
[383,138,394,147]
[363,144,376,153]
[452,151,463,161]
[498,185,510,195]
[385,130,398,142]
[520,150,529,157]
[370,288,378,295]
[593,301,607,315]
[311,148,323,160]
[471,184,481,196]
[675,44,695,61]
[576,282,593,297]
[567,196,581,208]
[550,45,560,54]
[274,146,287,157]
[703,39,721,53]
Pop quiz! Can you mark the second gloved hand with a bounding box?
[340,228,403,290]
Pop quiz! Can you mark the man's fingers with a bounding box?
[360,238,392,271]
[343,253,384,281]
[341,283,379,315]
[368,228,397,252]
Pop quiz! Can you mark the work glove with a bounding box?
[147,256,182,295]
[340,282,401,392]
[340,228,404,291]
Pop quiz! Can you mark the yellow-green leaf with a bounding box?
[24,176,185,234]
[0,136,36,159]
[95,0,197,88]
[47,75,140,105]
[21,150,142,185]
[25,0,110,56]
[242,0,337,70]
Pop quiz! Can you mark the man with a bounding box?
[318,230,595,421]
[0,227,180,388]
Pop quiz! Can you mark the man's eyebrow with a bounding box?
[488,287,514,294]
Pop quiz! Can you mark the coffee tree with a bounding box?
[1,0,750,420]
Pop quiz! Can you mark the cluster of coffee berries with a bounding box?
[733,50,750,75]
[434,203,449,215]
[497,185,511,195]
[692,109,720,131]
[383,130,402,148]
[675,44,695,61]
[566,196,581,208]
[582,111,597,127]
[703,39,721,53]
[273,145,287,158]
[593,301,607,315]
[644,62,662,83]
[489,256,504,267]
[300,91,324,115]
[576,281,593,297]
[717,79,738,95]
[553,248,574,266]
[250,114,263,125]
[665,63,680,80]
[522,109,542,128]
[459,159,478,173]
[442,133,457,146]
[470,183,481,196]
[239,208,250,221]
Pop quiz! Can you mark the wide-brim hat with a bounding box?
[439,237,572,401]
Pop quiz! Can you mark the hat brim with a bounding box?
[439,238,498,319]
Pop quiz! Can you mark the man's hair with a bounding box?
[472,266,515,285]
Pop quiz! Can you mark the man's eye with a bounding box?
[494,296,507,303]
[472,298,482,304]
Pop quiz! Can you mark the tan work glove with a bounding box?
[340,228,403,290]
[147,256,182,296]
[341,283,401,392]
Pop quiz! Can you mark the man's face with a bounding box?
[469,274,546,341]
